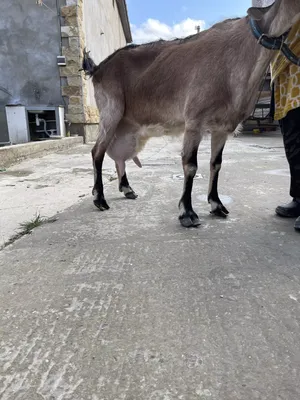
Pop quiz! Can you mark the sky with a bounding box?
[126,0,253,43]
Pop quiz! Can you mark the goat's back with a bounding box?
[93,16,260,127]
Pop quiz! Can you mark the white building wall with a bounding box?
[252,0,275,7]
[83,0,127,108]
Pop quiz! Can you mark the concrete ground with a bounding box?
[0,132,300,400]
[0,144,116,248]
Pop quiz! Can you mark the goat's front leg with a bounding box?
[178,130,202,228]
[208,133,229,217]
[115,161,138,199]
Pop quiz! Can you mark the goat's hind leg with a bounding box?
[92,109,123,211]
[92,140,110,211]
[115,161,138,199]
[178,127,202,228]
[208,132,229,217]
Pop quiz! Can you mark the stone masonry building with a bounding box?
[0,0,131,145]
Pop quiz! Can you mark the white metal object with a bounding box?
[5,105,30,144]
[57,106,66,137]
[27,106,66,138]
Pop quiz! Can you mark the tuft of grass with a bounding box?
[18,214,47,234]
[2,213,58,249]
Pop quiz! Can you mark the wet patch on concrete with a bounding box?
[264,169,290,177]
[248,144,281,150]
[0,169,33,178]
[197,194,233,205]
[142,161,176,167]
[35,184,50,190]
[173,174,203,180]
[72,167,94,174]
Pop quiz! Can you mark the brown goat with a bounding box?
[82,0,300,227]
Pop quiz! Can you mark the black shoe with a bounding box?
[275,199,300,218]
[295,216,300,232]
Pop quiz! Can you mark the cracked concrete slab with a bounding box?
[0,132,300,399]
[0,145,116,248]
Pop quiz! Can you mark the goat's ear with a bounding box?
[247,5,273,20]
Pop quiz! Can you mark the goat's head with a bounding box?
[247,0,300,37]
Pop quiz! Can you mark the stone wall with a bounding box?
[59,1,85,135]
[59,0,128,141]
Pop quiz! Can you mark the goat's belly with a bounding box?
[143,123,184,137]
[106,123,183,163]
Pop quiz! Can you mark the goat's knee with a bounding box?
[183,163,197,178]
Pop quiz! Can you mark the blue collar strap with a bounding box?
[249,17,300,66]
[249,17,290,50]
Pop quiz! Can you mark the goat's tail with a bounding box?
[81,48,97,77]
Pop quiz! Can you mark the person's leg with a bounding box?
[276,107,300,220]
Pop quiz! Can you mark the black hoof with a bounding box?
[94,198,110,211]
[125,191,138,200]
[179,210,201,228]
[120,184,138,200]
[210,204,229,218]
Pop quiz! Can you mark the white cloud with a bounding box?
[130,18,206,44]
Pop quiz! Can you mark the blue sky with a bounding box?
[127,1,252,27]
[126,0,253,43]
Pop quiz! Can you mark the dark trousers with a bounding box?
[278,107,300,199]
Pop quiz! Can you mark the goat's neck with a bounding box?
[262,0,300,37]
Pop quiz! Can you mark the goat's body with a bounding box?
[96,18,264,127]
[86,0,300,226]
[99,17,269,171]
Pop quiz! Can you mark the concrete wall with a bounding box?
[0,0,64,143]
[83,0,127,108]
